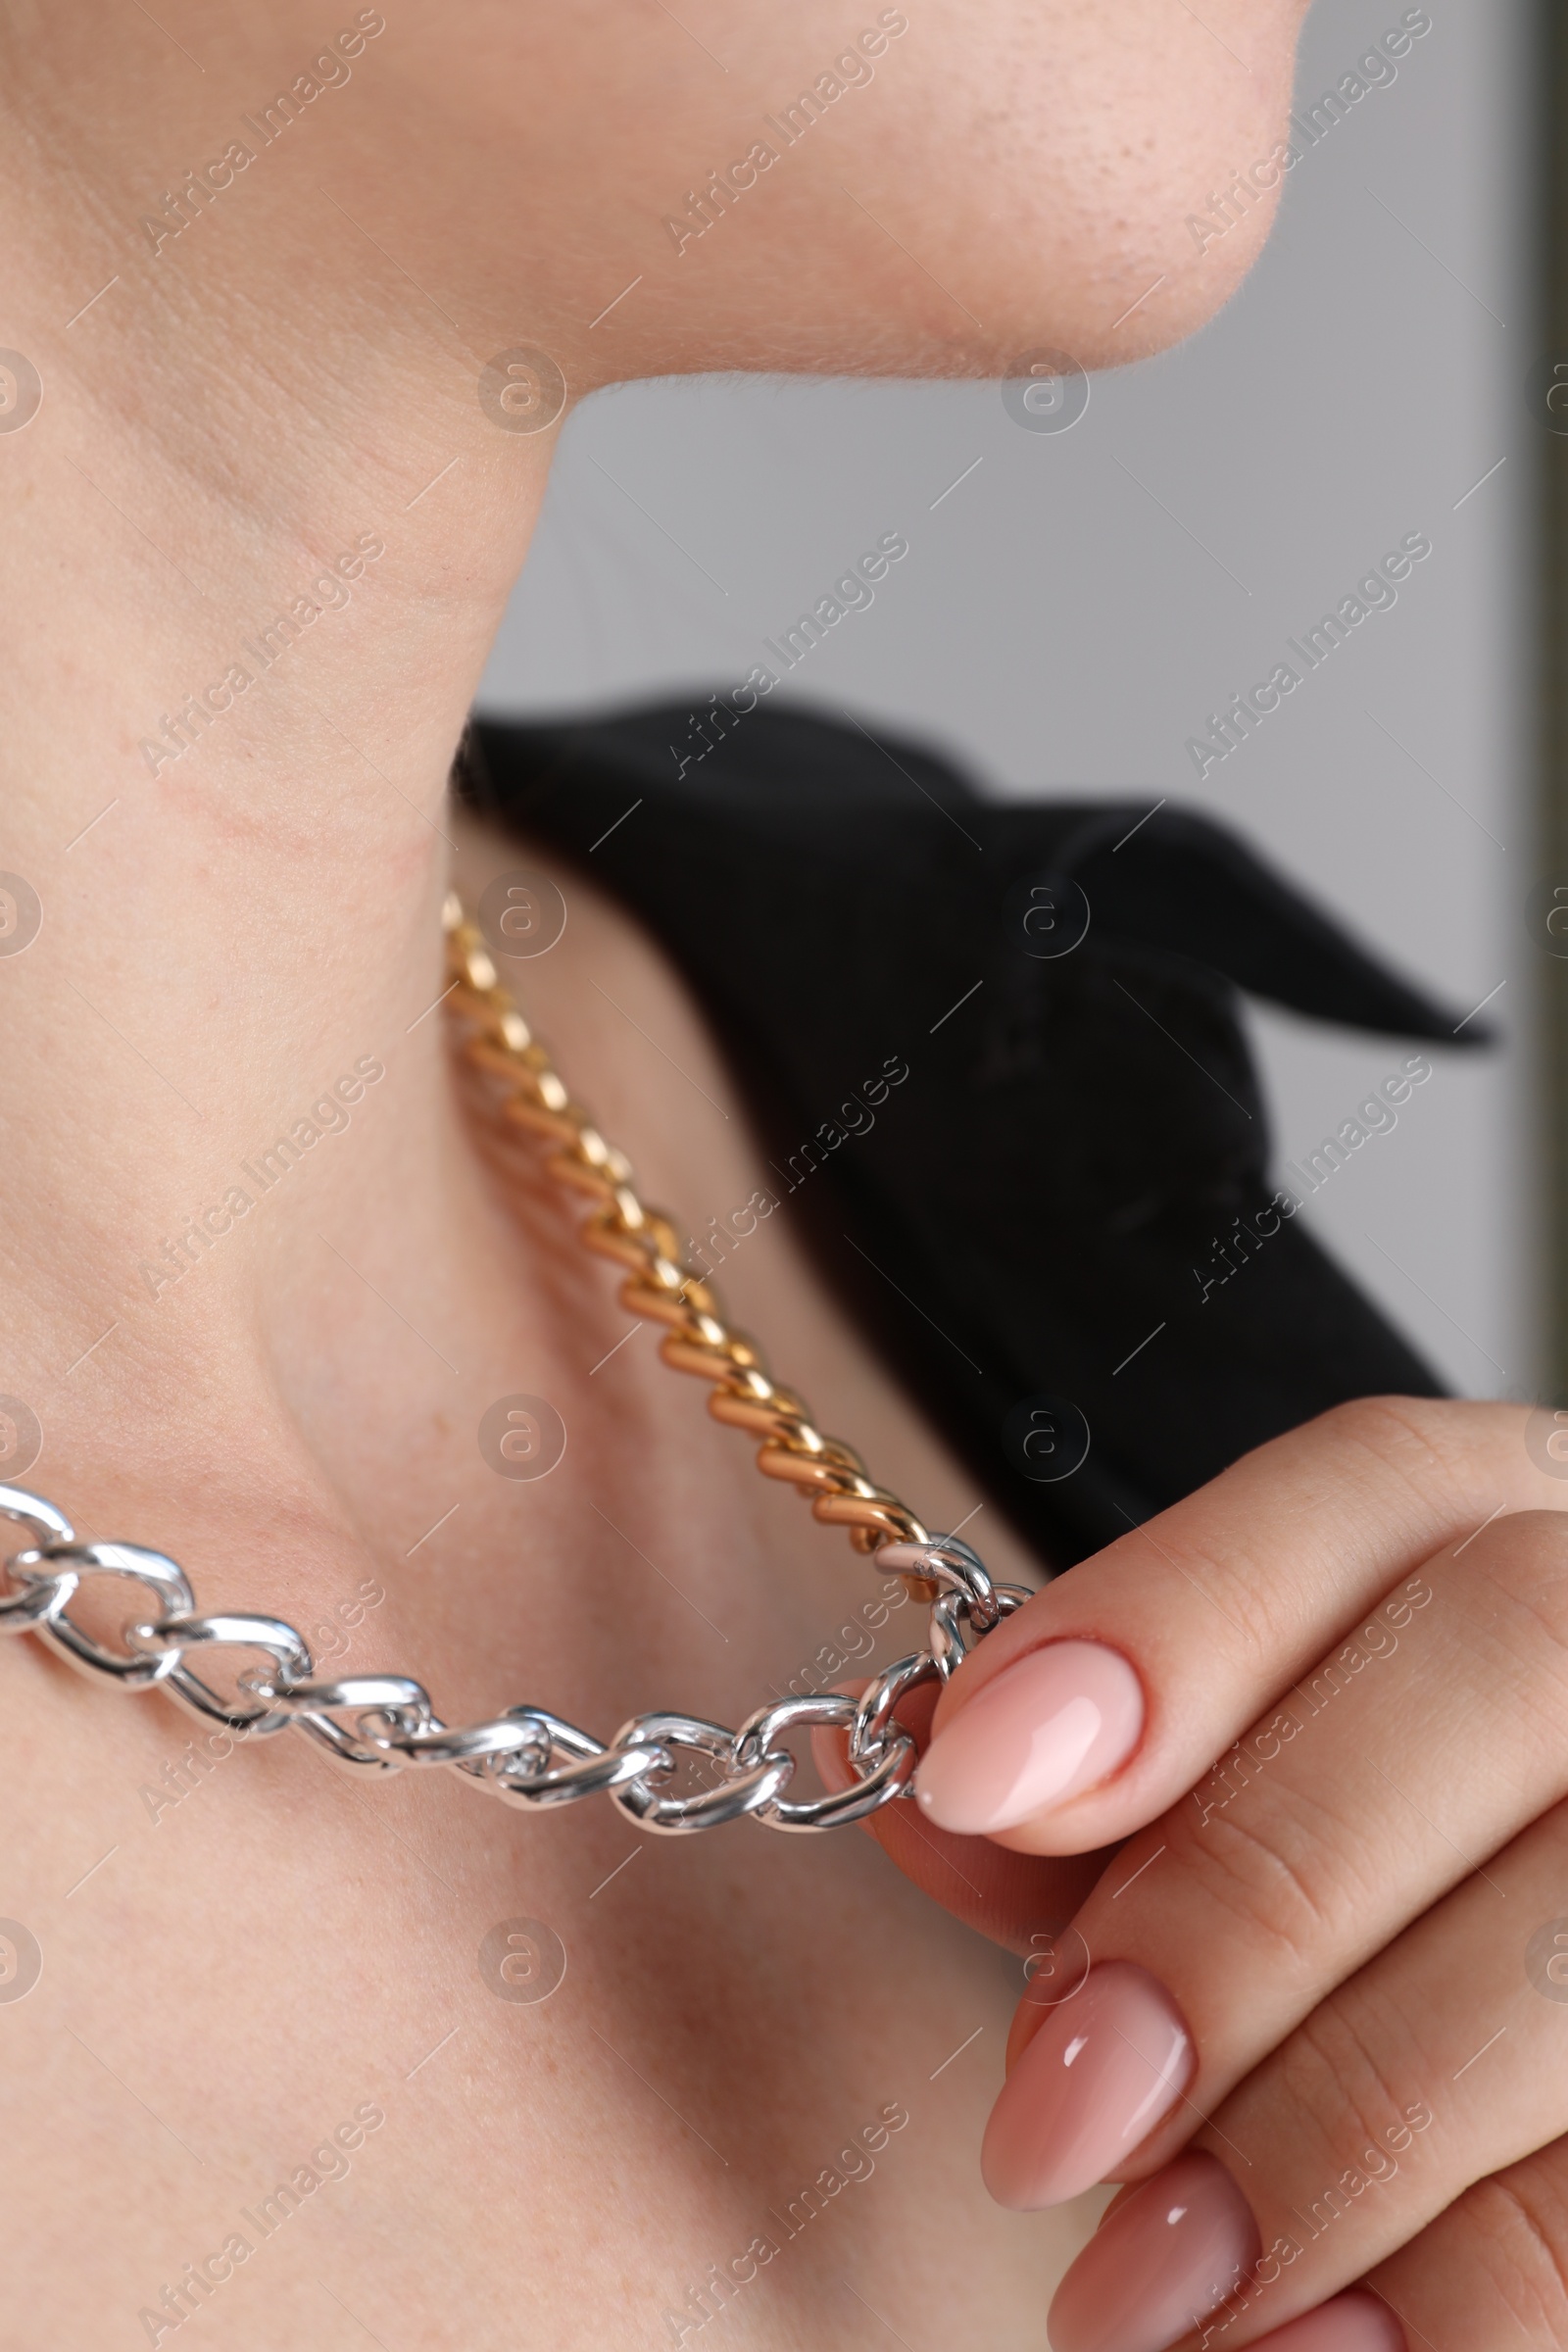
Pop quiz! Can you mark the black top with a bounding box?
[459,701,1483,1573]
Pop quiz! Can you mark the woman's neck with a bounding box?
[0,27,562,1298]
[0,16,570,1465]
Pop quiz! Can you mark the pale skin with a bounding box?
[0,1,1543,2346]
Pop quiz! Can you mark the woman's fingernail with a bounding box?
[982,1962,1194,2209]
[1047,2150,1260,2352]
[915,1640,1144,1835]
[1246,2295,1406,2352]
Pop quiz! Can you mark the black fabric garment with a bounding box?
[459,701,1485,1574]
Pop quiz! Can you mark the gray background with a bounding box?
[478,0,1534,1399]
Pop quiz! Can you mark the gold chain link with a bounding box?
[442,894,942,1601]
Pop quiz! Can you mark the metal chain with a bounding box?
[0,896,1021,1836]
[443,895,944,1591]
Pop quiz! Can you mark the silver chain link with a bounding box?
[0,1486,1026,1835]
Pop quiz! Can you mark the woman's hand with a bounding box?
[846,1398,1568,2351]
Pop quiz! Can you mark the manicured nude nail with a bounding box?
[915,1640,1144,1835]
[1047,2150,1260,2352]
[983,1962,1194,2209]
[1246,2294,1406,2352]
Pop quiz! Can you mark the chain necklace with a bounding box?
[0,894,1023,1836]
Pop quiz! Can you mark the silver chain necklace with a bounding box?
[0,1484,1022,1834]
[0,896,1018,1837]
